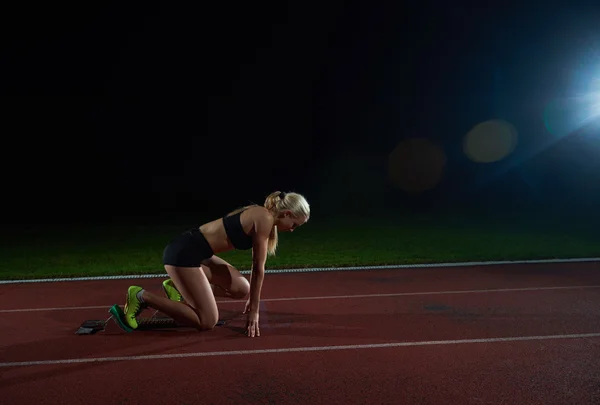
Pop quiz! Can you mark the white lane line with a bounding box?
[252,285,600,302]
[2,285,600,313]
[2,332,600,368]
[0,305,110,313]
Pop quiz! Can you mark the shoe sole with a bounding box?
[109,304,134,333]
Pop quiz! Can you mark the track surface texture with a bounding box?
[2,262,600,404]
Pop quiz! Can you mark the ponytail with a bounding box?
[263,191,286,256]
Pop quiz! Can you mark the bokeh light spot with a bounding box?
[463,119,518,163]
[388,138,447,193]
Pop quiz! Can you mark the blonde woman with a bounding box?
[120,191,310,337]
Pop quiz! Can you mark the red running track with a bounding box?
[1,262,600,404]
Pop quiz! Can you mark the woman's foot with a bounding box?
[162,279,183,302]
[124,286,147,329]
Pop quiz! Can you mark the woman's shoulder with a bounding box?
[243,205,274,229]
[245,205,272,219]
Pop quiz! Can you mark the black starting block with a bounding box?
[75,304,226,335]
[75,320,107,335]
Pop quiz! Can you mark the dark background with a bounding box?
[2,2,600,225]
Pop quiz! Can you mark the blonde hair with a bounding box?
[227,191,310,257]
[263,191,310,256]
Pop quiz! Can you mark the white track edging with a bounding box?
[1,257,599,285]
[3,332,600,367]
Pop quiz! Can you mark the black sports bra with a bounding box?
[222,210,253,250]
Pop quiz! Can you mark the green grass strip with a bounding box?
[2,215,599,281]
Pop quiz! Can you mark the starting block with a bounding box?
[75,304,226,335]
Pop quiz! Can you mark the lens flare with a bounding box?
[388,138,447,193]
[463,119,518,163]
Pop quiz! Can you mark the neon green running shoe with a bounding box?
[162,279,183,302]
[123,286,146,330]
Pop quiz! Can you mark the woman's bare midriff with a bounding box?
[199,206,266,254]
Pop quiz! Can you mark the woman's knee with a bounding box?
[194,310,219,331]
[200,257,249,299]
[230,277,250,299]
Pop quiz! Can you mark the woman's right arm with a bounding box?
[244,211,272,337]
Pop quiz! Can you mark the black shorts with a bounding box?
[162,228,215,267]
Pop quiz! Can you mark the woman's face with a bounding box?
[277,210,309,232]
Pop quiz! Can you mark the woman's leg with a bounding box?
[127,265,219,331]
[200,255,250,299]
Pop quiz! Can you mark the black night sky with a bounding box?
[3,2,600,224]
